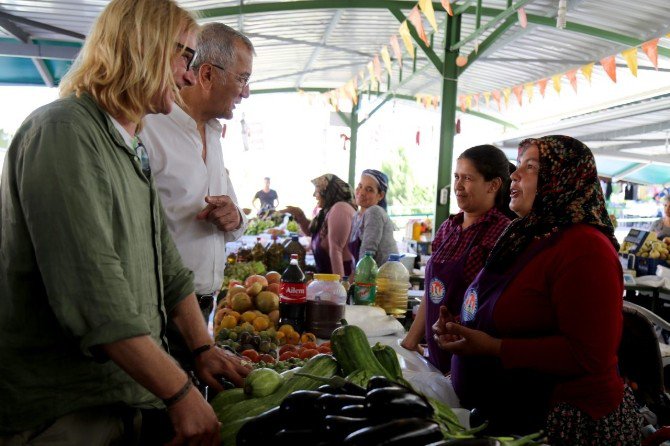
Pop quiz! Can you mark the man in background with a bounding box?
[141,23,254,366]
[253,176,279,213]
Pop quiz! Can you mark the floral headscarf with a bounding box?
[485,135,618,272]
[309,173,357,236]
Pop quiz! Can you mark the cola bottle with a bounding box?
[279,254,307,333]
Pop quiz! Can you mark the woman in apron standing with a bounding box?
[401,145,513,373]
[435,136,641,444]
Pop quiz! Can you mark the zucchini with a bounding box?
[330,321,392,379]
[372,342,403,381]
[210,388,247,414]
[218,353,338,445]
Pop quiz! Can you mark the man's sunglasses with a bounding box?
[175,42,197,71]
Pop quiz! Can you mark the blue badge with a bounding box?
[461,286,478,322]
[429,277,446,304]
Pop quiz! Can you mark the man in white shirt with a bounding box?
[141,23,254,366]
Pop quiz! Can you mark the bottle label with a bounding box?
[280,282,307,303]
[354,283,376,305]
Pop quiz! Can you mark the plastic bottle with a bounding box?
[306,274,347,338]
[236,242,251,263]
[265,235,285,272]
[284,235,306,270]
[251,236,266,264]
[340,276,351,293]
[376,254,410,318]
[353,251,378,305]
[279,254,307,333]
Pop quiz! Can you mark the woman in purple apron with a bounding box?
[401,145,513,373]
[284,174,356,277]
[349,169,398,267]
[435,136,640,444]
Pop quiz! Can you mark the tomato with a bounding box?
[317,345,331,354]
[301,342,318,350]
[278,344,298,355]
[241,349,260,363]
[299,349,319,359]
[319,341,331,348]
[300,333,317,344]
[259,354,275,364]
[279,351,300,361]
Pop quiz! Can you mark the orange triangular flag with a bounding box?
[581,63,594,84]
[473,93,480,109]
[418,0,438,32]
[465,95,472,110]
[483,91,491,108]
[398,22,415,59]
[346,80,358,105]
[537,78,548,97]
[390,35,402,65]
[621,48,638,77]
[566,69,578,93]
[409,6,429,46]
[458,95,466,112]
[502,88,511,108]
[552,74,562,94]
[524,83,534,103]
[492,90,501,110]
[381,46,393,75]
[518,8,527,28]
[373,56,382,81]
[642,39,659,70]
[441,0,453,16]
[432,96,440,109]
[512,85,523,106]
[600,56,617,83]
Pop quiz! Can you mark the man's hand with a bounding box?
[195,346,251,392]
[196,195,241,232]
[166,385,220,446]
[435,322,502,357]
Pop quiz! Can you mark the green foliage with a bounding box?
[0,129,11,148]
[381,146,434,214]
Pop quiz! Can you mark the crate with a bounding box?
[635,257,670,277]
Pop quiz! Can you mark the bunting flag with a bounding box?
[565,69,578,93]
[581,63,594,84]
[537,78,548,97]
[418,0,438,32]
[408,6,430,46]
[600,55,617,83]
[373,55,383,82]
[359,69,365,81]
[502,88,511,108]
[512,85,523,106]
[472,93,480,110]
[423,96,432,108]
[642,39,659,69]
[458,95,466,112]
[398,21,415,59]
[432,96,440,109]
[380,47,393,75]
[518,7,528,28]
[492,90,502,110]
[552,74,562,94]
[441,0,453,16]
[367,61,377,88]
[483,91,491,108]
[390,35,403,65]
[524,83,534,102]
[465,95,472,110]
[346,80,358,105]
[621,48,638,77]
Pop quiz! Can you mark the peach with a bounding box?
[244,274,268,288]
[265,271,281,284]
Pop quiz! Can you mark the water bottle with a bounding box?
[376,254,410,318]
[353,251,378,305]
[306,274,347,338]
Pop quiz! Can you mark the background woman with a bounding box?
[349,169,398,266]
[284,174,356,277]
[436,135,640,444]
[401,145,512,373]
[651,195,670,239]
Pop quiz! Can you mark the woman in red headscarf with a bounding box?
[435,135,641,445]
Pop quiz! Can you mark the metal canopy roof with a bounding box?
[2,0,670,186]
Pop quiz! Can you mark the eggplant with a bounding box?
[339,404,369,418]
[427,440,500,446]
[236,406,284,445]
[316,393,366,417]
[366,376,405,392]
[279,390,324,425]
[317,384,345,394]
[339,381,368,396]
[344,418,437,446]
[323,416,376,441]
[275,429,322,446]
[365,387,433,419]
[469,408,488,429]
[380,422,442,445]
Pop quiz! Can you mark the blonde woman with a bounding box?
[0,1,247,444]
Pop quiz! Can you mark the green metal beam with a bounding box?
[348,99,360,187]
[457,15,517,74]
[464,109,518,129]
[336,110,351,128]
[388,8,443,74]
[451,0,534,51]
[358,94,393,127]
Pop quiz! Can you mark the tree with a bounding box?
[0,129,10,149]
[381,146,434,215]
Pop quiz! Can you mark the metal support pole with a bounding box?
[348,96,360,187]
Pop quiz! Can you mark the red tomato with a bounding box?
[302,342,318,350]
[299,349,319,359]
[279,344,298,355]
[279,351,300,361]
[259,354,275,364]
[317,345,331,354]
[241,349,260,363]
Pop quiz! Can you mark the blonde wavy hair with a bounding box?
[60,0,198,126]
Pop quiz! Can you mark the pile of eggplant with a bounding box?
[236,376,492,446]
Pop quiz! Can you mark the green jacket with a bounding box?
[0,93,194,433]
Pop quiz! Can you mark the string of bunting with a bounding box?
[458,33,670,113]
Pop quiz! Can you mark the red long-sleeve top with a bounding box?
[496,224,624,419]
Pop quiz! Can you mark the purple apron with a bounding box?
[451,235,558,435]
[312,231,353,276]
[424,229,483,373]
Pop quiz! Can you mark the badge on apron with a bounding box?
[461,286,478,322]
[429,277,446,304]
